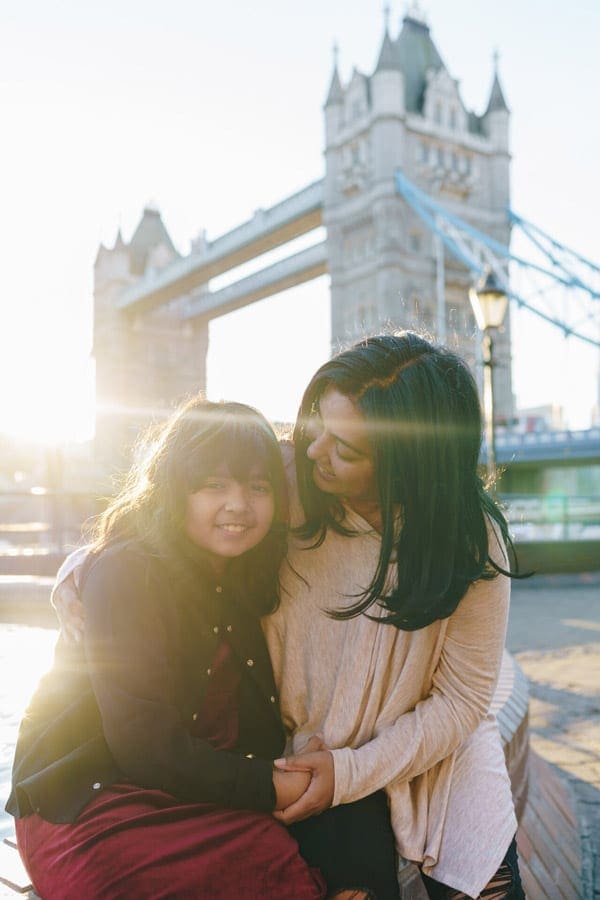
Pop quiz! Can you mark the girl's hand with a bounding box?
[272,750,334,824]
[51,574,84,643]
[273,768,311,810]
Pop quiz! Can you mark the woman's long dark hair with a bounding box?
[294,332,514,630]
[88,398,288,617]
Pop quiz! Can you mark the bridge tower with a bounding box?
[323,11,514,417]
[93,209,208,467]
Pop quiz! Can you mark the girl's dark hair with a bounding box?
[293,332,514,630]
[89,397,287,617]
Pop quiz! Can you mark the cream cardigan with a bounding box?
[263,485,517,898]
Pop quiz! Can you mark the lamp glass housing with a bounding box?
[469,270,508,330]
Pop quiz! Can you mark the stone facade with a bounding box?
[323,14,514,417]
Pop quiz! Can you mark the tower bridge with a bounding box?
[93,10,598,465]
[117,179,325,316]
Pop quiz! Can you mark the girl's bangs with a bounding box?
[184,417,279,489]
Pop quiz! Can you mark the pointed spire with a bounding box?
[113,228,126,251]
[485,52,509,114]
[375,27,400,72]
[375,3,402,72]
[325,42,343,106]
[94,242,107,267]
[384,2,391,30]
[486,72,509,112]
[404,0,428,26]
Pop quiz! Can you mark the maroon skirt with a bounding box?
[16,782,326,899]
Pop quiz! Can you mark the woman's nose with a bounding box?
[307,431,327,460]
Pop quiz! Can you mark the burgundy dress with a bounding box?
[15,640,325,899]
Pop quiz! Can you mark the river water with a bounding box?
[0,623,57,840]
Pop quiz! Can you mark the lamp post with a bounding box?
[469,267,508,480]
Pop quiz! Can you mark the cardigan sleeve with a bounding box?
[83,547,276,812]
[330,547,510,807]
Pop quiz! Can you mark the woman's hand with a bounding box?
[51,573,84,643]
[272,734,329,812]
[272,769,311,810]
[272,749,334,824]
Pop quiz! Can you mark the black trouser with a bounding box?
[289,791,400,899]
[421,837,525,900]
[291,792,524,900]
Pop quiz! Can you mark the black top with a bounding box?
[6,542,285,824]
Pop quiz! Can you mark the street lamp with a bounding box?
[469,267,509,479]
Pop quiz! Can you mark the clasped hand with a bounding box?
[272,735,334,824]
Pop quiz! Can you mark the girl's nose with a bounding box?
[224,484,250,512]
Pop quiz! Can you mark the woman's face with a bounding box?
[306,386,377,503]
[185,464,275,568]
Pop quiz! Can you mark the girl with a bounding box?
[7,399,329,898]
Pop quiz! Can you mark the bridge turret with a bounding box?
[483,54,511,218]
[484,55,510,153]
[370,23,405,179]
[324,48,344,143]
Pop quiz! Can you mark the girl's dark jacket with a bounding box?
[6,542,285,824]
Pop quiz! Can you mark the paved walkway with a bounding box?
[508,573,600,899]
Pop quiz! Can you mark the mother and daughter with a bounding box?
[7,332,525,899]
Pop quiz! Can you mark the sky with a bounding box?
[0,0,599,443]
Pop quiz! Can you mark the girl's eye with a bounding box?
[250,481,272,494]
[202,479,225,490]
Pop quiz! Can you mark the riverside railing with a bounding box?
[0,488,102,574]
[500,493,600,542]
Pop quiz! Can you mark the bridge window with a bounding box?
[449,107,457,130]
[434,102,442,125]
[409,231,422,253]
[436,146,444,167]
[451,151,458,170]
[420,141,430,163]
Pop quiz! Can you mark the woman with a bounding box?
[269,333,523,898]
[50,333,524,898]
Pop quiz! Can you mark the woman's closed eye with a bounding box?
[335,442,363,463]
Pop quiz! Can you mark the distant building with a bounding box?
[505,405,566,434]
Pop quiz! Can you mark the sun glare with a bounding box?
[1,354,94,445]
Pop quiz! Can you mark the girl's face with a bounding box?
[306,386,377,504]
[185,464,275,569]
